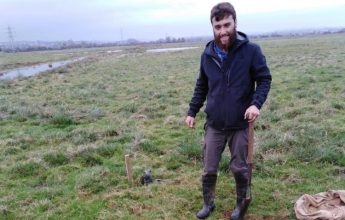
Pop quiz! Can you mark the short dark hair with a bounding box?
[210,2,236,23]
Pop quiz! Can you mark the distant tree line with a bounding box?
[1,29,344,53]
[0,40,128,53]
[251,28,345,39]
[0,36,186,53]
[152,36,186,44]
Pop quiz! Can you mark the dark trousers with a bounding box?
[202,125,249,179]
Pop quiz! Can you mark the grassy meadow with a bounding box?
[0,34,344,219]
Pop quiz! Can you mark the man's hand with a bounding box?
[244,105,260,122]
[185,116,195,128]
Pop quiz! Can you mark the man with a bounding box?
[185,2,271,220]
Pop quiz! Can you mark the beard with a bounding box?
[214,27,237,51]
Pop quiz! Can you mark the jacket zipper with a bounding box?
[211,57,221,69]
[211,56,232,86]
[210,42,241,86]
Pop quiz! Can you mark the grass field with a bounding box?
[0,33,344,219]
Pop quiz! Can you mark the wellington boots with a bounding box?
[229,186,251,220]
[230,173,251,220]
[196,175,217,219]
[196,203,215,219]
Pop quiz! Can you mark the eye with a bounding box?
[215,25,221,30]
[224,23,231,28]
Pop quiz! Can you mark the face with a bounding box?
[212,15,236,51]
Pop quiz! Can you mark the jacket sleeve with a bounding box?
[187,56,208,117]
[250,45,272,109]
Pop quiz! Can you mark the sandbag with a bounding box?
[295,190,345,220]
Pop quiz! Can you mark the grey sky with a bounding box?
[1,0,345,42]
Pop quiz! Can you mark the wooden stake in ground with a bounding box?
[246,122,254,200]
[125,154,133,185]
[247,122,254,167]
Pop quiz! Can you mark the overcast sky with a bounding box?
[1,0,345,42]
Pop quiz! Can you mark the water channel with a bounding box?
[0,57,85,81]
[146,47,199,53]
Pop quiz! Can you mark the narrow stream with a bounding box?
[0,57,85,81]
[146,47,199,53]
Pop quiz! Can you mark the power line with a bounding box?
[7,26,15,52]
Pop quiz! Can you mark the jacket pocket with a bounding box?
[205,94,224,123]
[223,86,251,126]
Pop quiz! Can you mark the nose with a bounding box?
[220,27,227,35]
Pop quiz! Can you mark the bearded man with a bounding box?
[185,2,272,219]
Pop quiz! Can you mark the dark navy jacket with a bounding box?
[187,32,272,130]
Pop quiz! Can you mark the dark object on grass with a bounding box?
[140,169,177,186]
[140,170,153,185]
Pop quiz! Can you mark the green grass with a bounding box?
[0,34,344,219]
